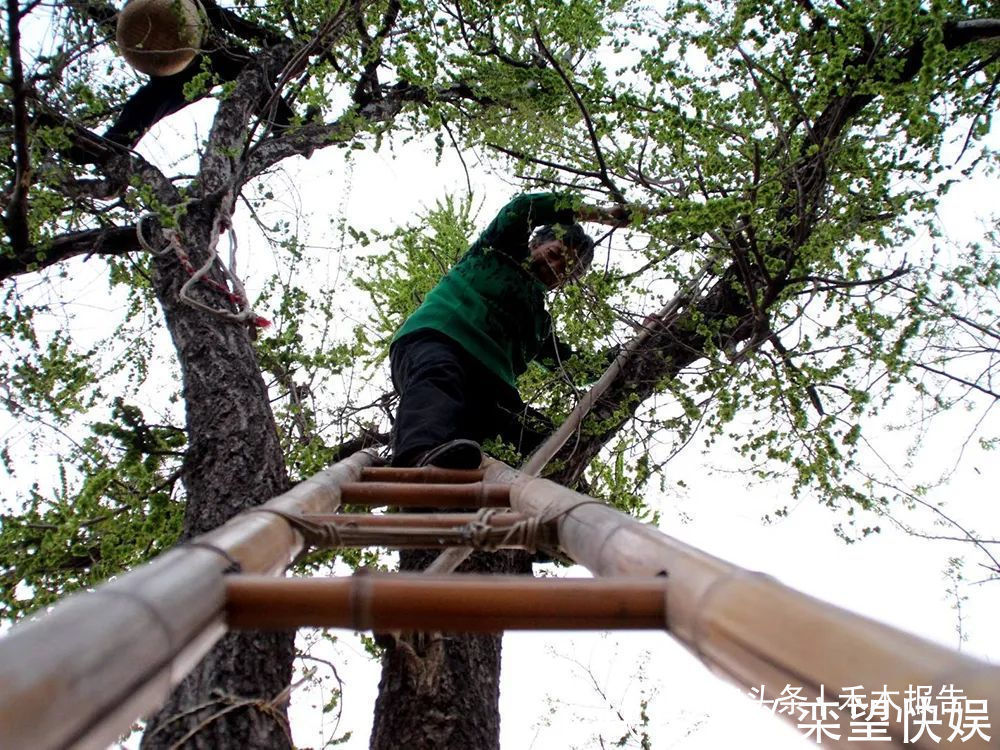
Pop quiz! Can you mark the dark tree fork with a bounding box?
[2,1,999,749]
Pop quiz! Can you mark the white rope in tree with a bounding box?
[136,196,268,327]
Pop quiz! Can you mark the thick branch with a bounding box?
[244,81,485,177]
[0,225,137,280]
[200,43,295,194]
[4,0,31,254]
[18,101,177,206]
[200,0,288,48]
[549,269,751,485]
[0,104,176,282]
[100,48,253,152]
[947,18,1000,45]
[211,3,368,189]
[64,0,294,158]
[766,16,1000,290]
[548,20,1000,484]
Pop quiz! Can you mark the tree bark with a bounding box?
[369,549,531,750]
[138,202,294,749]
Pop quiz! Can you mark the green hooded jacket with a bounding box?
[393,193,578,388]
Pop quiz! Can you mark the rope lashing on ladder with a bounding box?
[136,200,270,329]
[242,507,344,550]
[459,508,545,553]
[175,540,244,574]
[239,507,553,554]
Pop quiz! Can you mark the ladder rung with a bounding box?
[360,466,485,484]
[340,481,509,508]
[293,512,554,550]
[301,512,529,528]
[225,574,667,632]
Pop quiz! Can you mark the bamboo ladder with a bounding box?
[2,453,998,749]
[2,285,999,749]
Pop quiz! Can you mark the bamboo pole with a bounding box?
[340,481,510,507]
[302,511,529,527]
[292,511,554,549]
[424,545,479,574]
[6,440,995,750]
[483,460,1000,750]
[226,574,667,631]
[522,261,712,477]
[360,466,485,483]
[0,450,377,750]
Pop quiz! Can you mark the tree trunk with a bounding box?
[140,203,294,750]
[369,549,531,750]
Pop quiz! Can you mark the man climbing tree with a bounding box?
[390,192,625,470]
[369,191,628,747]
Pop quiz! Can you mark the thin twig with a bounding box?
[440,116,471,194]
[870,478,1000,576]
[787,263,911,292]
[489,141,605,180]
[914,362,999,400]
[532,28,626,204]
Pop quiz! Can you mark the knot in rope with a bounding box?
[460,509,544,553]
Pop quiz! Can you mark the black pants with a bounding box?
[389,330,551,467]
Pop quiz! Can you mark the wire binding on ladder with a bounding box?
[242,507,344,550]
[176,541,244,574]
[241,506,551,555]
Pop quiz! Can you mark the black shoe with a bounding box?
[417,439,483,470]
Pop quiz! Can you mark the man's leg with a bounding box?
[479,378,555,461]
[390,331,482,467]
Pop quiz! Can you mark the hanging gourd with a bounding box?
[116,0,207,77]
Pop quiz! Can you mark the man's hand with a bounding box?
[577,203,632,226]
[607,205,631,225]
